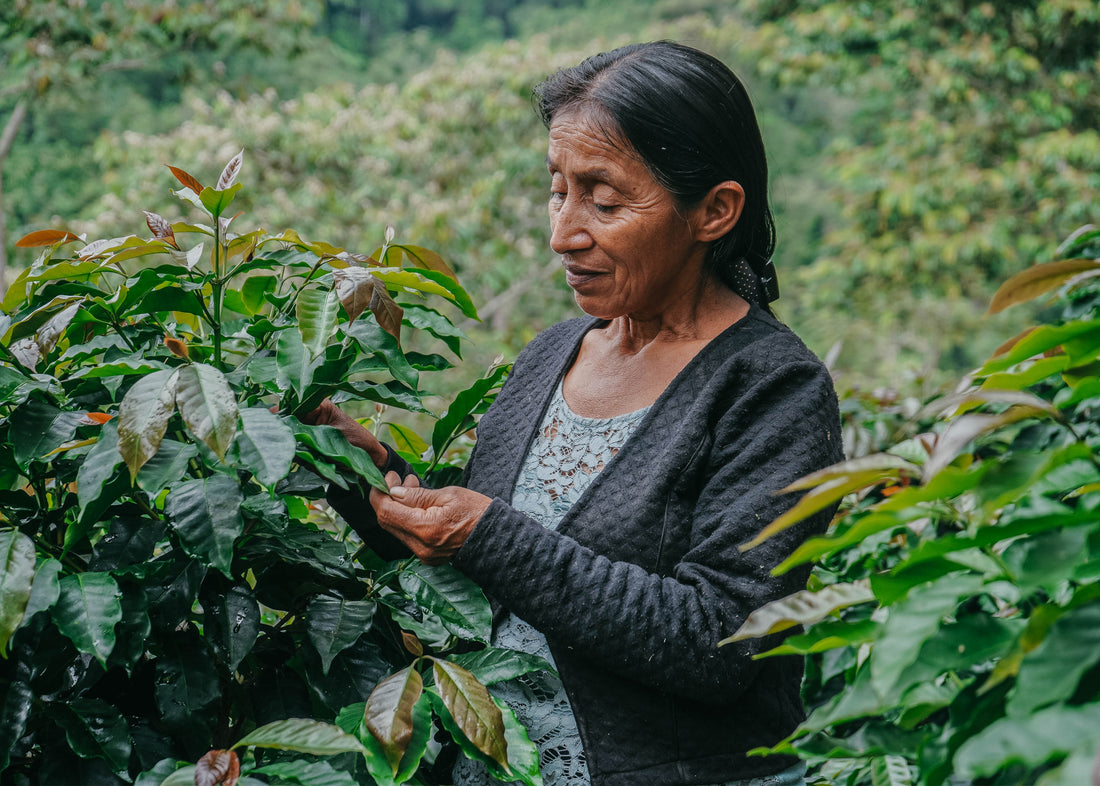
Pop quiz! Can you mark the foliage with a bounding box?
[732,223,1100,784]
[0,153,546,784]
[739,0,1100,380]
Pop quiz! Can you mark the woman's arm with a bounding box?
[372,359,842,704]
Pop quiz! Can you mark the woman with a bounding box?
[318,41,842,786]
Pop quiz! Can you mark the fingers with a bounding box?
[367,485,491,565]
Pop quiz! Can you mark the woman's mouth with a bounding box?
[563,264,603,288]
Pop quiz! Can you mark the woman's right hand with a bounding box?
[299,399,388,468]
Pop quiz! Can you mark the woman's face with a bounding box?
[546,110,711,322]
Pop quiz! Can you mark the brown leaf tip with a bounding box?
[195,749,240,786]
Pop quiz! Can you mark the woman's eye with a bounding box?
[594,203,618,214]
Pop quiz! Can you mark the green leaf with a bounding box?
[10,397,85,471]
[297,286,341,359]
[164,475,245,577]
[923,407,1057,481]
[21,557,62,621]
[401,304,464,358]
[372,267,478,319]
[954,702,1100,778]
[198,182,243,219]
[0,529,36,656]
[0,657,33,772]
[385,423,430,467]
[721,580,875,645]
[870,575,984,696]
[1007,602,1100,718]
[52,698,132,772]
[430,658,509,771]
[364,665,424,774]
[154,631,220,732]
[345,316,418,389]
[76,419,126,525]
[233,718,367,756]
[235,406,296,487]
[447,647,558,685]
[1034,745,1100,786]
[776,511,907,574]
[0,364,27,400]
[276,328,313,401]
[870,755,913,786]
[981,318,1100,374]
[251,759,359,786]
[305,596,377,675]
[52,572,123,666]
[137,439,199,496]
[204,584,259,672]
[431,363,508,459]
[293,422,389,493]
[175,363,239,460]
[757,618,879,658]
[399,563,492,642]
[118,369,180,480]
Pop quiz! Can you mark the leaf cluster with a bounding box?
[732,225,1100,785]
[0,154,543,784]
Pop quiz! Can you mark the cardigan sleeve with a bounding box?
[451,355,842,705]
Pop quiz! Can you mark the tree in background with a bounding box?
[0,0,320,288]
[740,0,1100,379]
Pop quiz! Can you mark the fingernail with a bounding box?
[389,486,407,499]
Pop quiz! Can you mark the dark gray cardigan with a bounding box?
[332,308,843,785]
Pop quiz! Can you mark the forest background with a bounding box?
[4,0,1097,399]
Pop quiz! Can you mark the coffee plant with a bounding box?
[731,224,1100,785]
[0,152,545,785]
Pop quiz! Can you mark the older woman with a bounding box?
[319,41,842,786]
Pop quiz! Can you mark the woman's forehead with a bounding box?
[546,112,642,175]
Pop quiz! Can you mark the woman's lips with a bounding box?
[564,264,604,288]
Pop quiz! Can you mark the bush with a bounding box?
[0,153,544,785]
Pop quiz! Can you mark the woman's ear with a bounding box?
[694,180,745,242]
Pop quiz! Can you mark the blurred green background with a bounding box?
[2,0,1097,391]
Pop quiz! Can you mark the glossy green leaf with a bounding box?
[276,328,312,400]
[250,759,359,786]
[757,618,879,658]
[1007,602,1100,718]
[0,529,36,656]
[0,364,26,400]
[953,702,1100,778]
[205,584,259,672]
[10,397,85,470]
[364,665,423,774]
[305,596,376,675]
[297,286,341,359]
[198,183,243,219]
[176,363,238,460]
[870,755,913,786]
[20,557,62,622]
[0,656,33,772]
[137,439,198,496]
[401,304,464,358]
[447,647,558,685]
[399,563,492,642]
[345,316,418,388]
[118,369,179,480]
[776,511,907,574]
[870,575,984,696]
[235,407,295,487]
[52,572,123,665]
[293,422,389,493]
[233,718,367,756]
[721,580,875,645]
[154,631,220,730]
[923,407,1056,481]
[1034,746,1099,786]
[52,698,132,772]
[385,423,430,467]
[981,318,1100,374]
[430,658,509,771]
[371,267,478,319]
[76,419,125,525]
[431,363,508,459]
[164,475,244,577]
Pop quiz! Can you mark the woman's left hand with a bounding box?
[369,472,491,566]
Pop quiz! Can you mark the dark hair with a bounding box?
[534,41,779,310]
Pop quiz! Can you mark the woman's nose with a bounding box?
[549,199,593,254]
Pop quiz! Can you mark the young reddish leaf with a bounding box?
[15,229,81,248]
[370,284,404,344]
[82,412,114,425]
[195,749,240,786]
[217,149,244,191]
[395,244,459,282]
[988,257,1100,314]
[164,335,190,360]
[143,210,176,243]
[167,164,204,194]
[402,631,424,657]
[431,658,509,772]
[364,665,424,774]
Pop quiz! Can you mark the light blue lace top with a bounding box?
[452,382,805,786]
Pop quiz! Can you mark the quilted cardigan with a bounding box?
[330,307,843,785]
